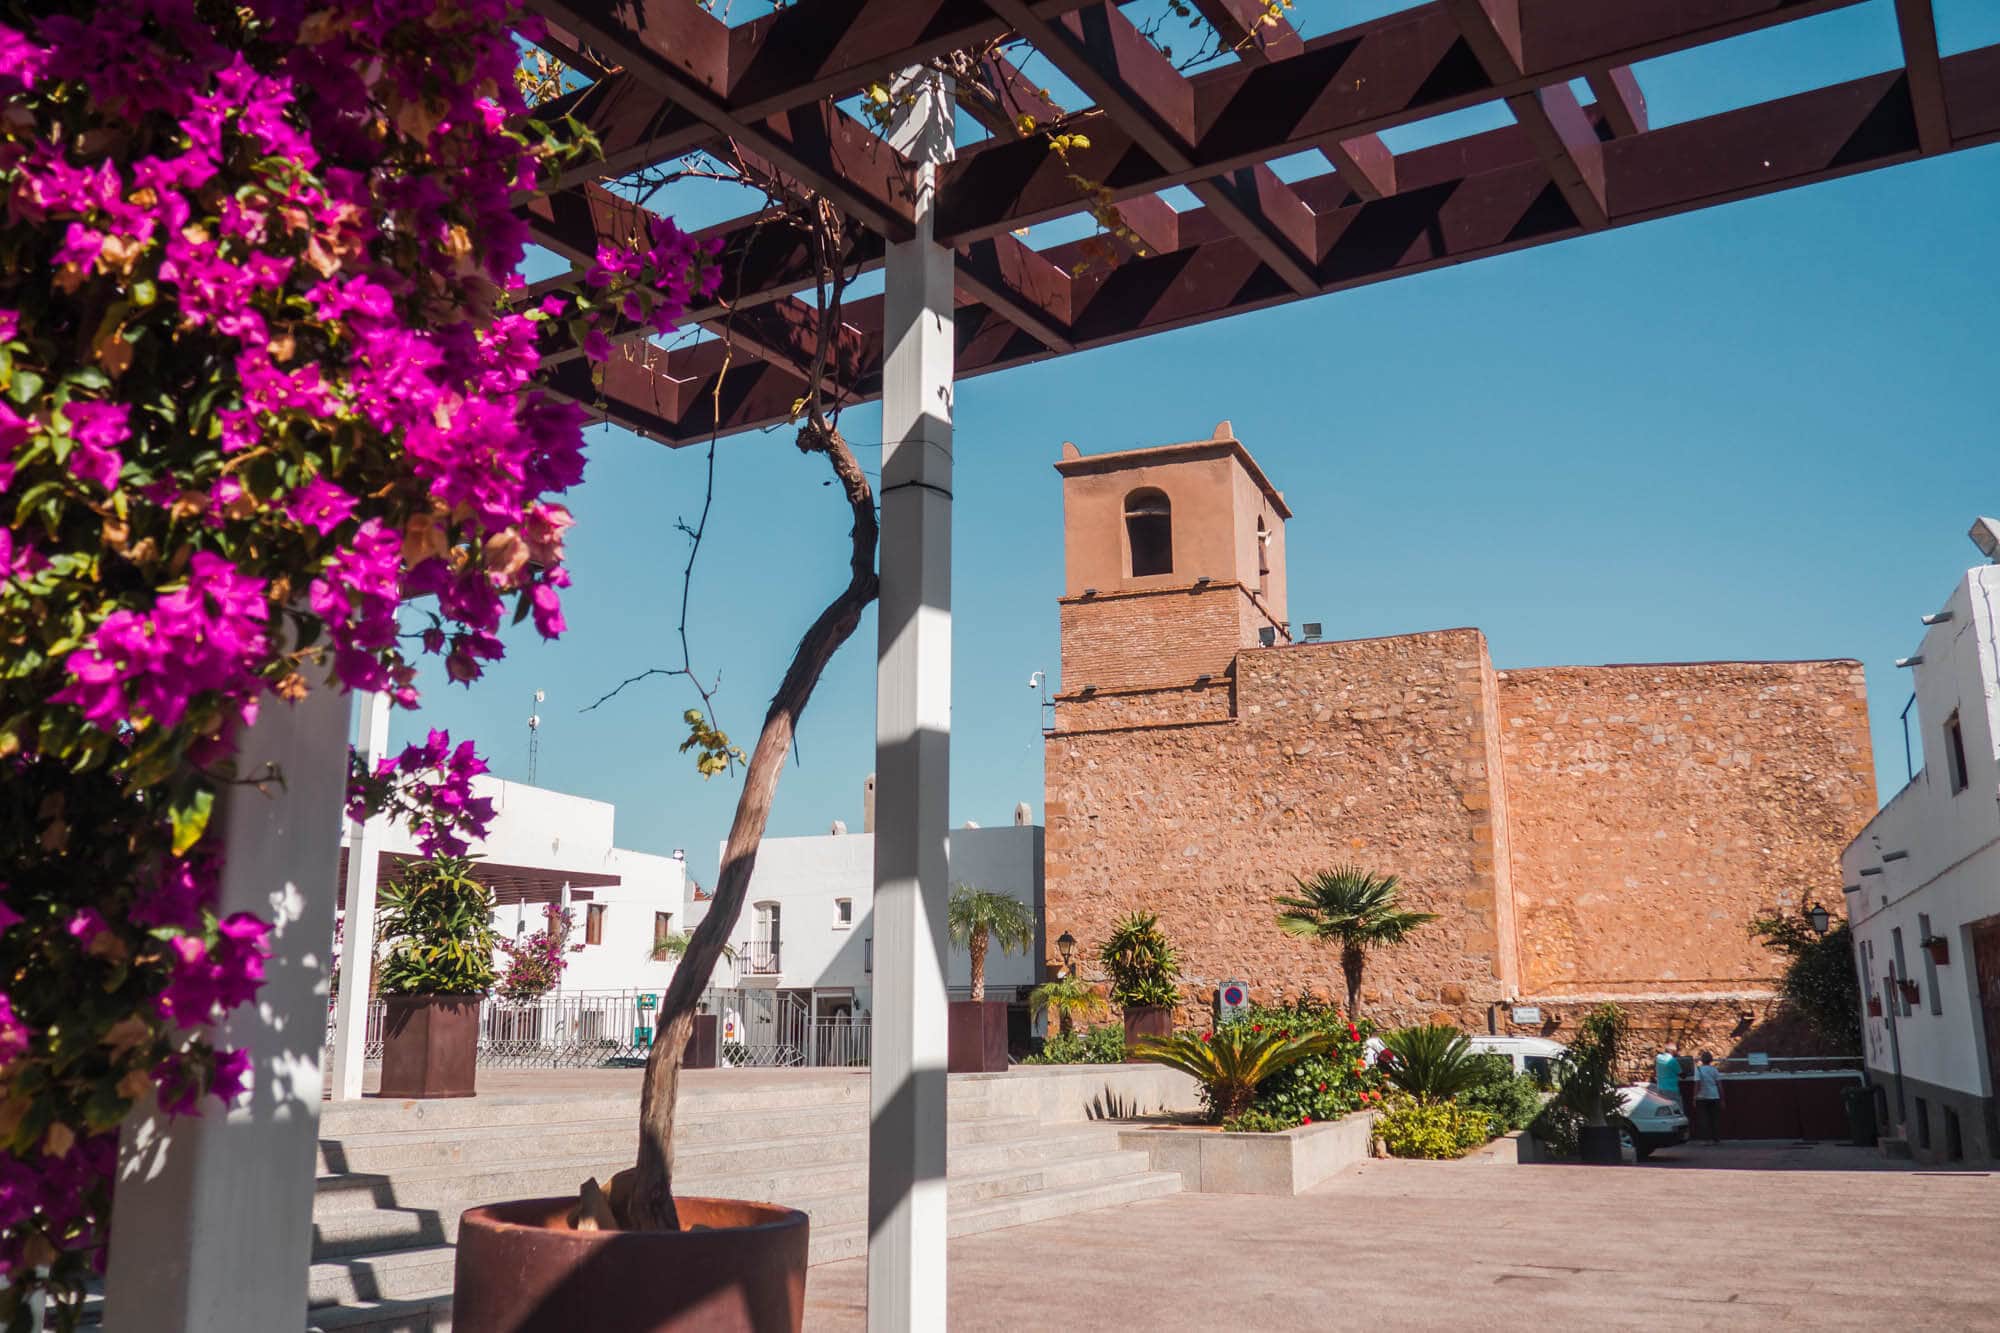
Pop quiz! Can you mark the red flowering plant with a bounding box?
[0,0,714,1319]
[1226,999,1386,1129]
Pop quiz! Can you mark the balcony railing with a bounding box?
[741,936,781,974]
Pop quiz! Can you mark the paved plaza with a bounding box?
[804,1142,1998,1331]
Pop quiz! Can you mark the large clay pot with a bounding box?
[1122,1004,1173,1061]
[948,1000,1009,1073]
[378,994,480,1099]
[453,1196,809,1333]
[1578,1124,1623,1165]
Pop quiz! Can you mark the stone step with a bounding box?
[807,1169,1184,1265]
[313,1128,1142,1257]
[307,1295,451,1333]
[308,1164,1181,1314]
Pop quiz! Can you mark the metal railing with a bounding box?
[328,986,873,1069]
[739,937,782,975]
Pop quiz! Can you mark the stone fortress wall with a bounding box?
[1043,427,1877,1056]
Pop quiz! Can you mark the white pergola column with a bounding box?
[869,65,955,1333]
[330,689,390,1100]
[104,676,353,1331]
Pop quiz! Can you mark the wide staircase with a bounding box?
[308,1074,1180,1330]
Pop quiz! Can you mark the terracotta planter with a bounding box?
[1578,1124,1623,1165]
[1923,937,1950,966]
[378,994,480,1099]
[948,1000,1009,1073]
[453,1196,809,1333]
[1122,1004,1173,1061]
[1867,996,1884,1018]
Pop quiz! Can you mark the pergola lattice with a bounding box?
[520,0,1998,445]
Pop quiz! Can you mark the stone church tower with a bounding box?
[1044,426,1878,1053]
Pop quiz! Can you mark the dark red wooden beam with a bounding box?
[1448,0,1608,229]
[586,43,1999,445]
[1193,0,1304,62]
[1892,0,1950,155]
[1586,66,1649,138]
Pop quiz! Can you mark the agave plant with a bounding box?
[1380,1024,1485,1105]
[1130,1025,1338,1122]
[1028,973,1108,1038]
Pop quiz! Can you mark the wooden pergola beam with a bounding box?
[1892,0,1950,155]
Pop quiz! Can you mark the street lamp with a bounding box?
[1056,930,1076,976]
[1806,904,1830,936]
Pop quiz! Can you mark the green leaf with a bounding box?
[169,787,215,855]
[10,369,43,404]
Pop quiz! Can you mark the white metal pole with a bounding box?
[330,689,391,1100]
[869,65,955,1333]
[104,672,353,1331]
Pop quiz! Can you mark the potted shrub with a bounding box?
[1099,911,1182,1057]
[376,856,497,1100]
[1552,1003,1627,1164]
[946,883,1034,1072]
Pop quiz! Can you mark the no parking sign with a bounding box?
[1219,980,1249,1022]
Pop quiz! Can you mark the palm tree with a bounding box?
[947,883,1035,1002]
[1275,867,1437,1019]
[1028,974,1108,1038]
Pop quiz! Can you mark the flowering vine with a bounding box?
[494,903,576,1003]
[0,0,716,1319]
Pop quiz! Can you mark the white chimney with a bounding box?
[863,773,876,834]
[1014,802,1032,826]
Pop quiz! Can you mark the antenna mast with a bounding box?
[527,690,545,784]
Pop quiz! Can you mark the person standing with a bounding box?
[1654,1040,1683,1110]
[1692,1050,1724,1144]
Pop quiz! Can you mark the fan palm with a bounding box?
[1028,974,1108,1038]
[1130,1026,1339,1122]
[947,883,1035,1002]
[1275,867,1436,1019]
[1380,1024,1484,1104]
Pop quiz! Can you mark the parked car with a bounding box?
[1461,1034,1690,1159]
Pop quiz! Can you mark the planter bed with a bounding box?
[1117,1112,1374,1196]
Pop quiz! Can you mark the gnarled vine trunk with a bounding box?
[622,417,877,1232]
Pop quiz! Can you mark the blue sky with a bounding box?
[403,2,1999,889]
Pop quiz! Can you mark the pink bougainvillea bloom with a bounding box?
[0,994,30,1065]
[0,894,21,938]
[284,476,358,535]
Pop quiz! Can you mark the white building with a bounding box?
[1842,527,2000,1165]
[690,784,1046,1060]
[341,775,692,995]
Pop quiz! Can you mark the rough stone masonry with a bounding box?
[1042,426,1876,1060]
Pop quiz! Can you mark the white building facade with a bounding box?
[692,794,1046,1061]
[1842,551,2000,1164]
[342,775,692,995]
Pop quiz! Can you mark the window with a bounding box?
[1920,913,1943,1016]
[1915,1097,1931,1149]
[585,902,606,946]
[1946,1107,1964,1160]
[1944,711,1969,794]
[654,911,674,947]
[834,898,853,928]
[1124,488,1173,577]
[1256,516,1269,596]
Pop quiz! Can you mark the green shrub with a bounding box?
[1375,1099,1497,1159]
[1458,1052,1547,1133]
[1130,1023,1338,1122]
[1024,1023,1124,1065]
[1219,1107,1296,1134]
[1236,1000,1387,1125]
[377,856,496,996]
[1380,1024,1484,1104]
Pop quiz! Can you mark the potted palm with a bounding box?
[1029,972,1108,1040]
[1554,1003,1627,1164]
[1099,911,1182,1057]
[375,856,496,1100]
[946,882,1035,1072]
[1274,867,1437,1019]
